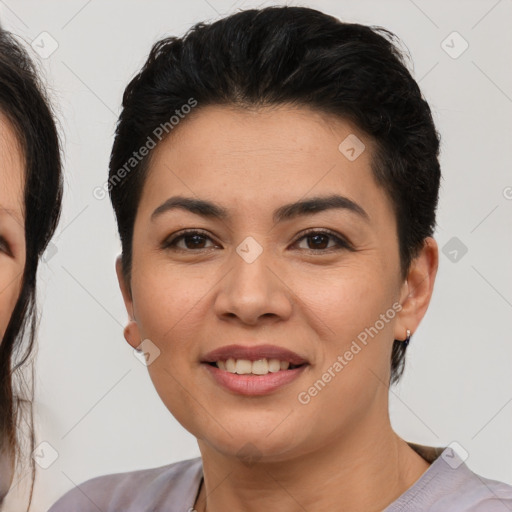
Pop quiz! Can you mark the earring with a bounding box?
[403,329,411,347]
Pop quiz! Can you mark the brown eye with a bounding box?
[161,228,352,254]
[162,230,217,251]
[294,230,352,253]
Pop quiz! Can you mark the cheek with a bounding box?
[289,271,398,434]
[293,260,398,336]
[131,263,209,354]
[293,261,399,401]
[130,267,204,425]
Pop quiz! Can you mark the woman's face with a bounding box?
[0,115,26,343]
[118,105,437,461]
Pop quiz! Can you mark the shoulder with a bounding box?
[47,457,202,512]
[388,444,512,512]
[446,466,512,511]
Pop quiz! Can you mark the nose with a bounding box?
[212,240,293,326]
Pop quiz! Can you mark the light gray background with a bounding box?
[1,0,511,510]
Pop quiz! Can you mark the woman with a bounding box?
[0,27,62,507]
[49,6,512,511]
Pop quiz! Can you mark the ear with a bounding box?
[115,255,141,349]
[394,237,438,341]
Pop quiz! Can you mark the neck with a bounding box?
[195,414,430,512]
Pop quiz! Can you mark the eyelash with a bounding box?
[162,228,353,254]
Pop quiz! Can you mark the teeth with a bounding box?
[268,359,281,372]
[217,358,293,375]
[225,358,236,372]
[252,359,268,375]
[235,359,252,374]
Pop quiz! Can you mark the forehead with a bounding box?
[0,113,25,224]
[139,104,392,225]
[151,104,370,173]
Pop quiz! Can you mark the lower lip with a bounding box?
[202,363,308,396]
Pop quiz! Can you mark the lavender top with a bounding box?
[48,443,512,512]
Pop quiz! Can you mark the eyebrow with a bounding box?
[151,194,370,224]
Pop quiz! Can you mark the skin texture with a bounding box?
[0,114,26,499]
[117,105,438,512]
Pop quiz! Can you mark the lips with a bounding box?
[203,363,307,395]
[201,344,309,366]
[200,344,309,396]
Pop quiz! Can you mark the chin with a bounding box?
[197,423,307,463]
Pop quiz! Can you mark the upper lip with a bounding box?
[201,344,309,365]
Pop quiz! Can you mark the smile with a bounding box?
[202,360,308,396]
[212,357,303,375]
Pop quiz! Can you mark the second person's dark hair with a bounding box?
[0,27,63,504]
